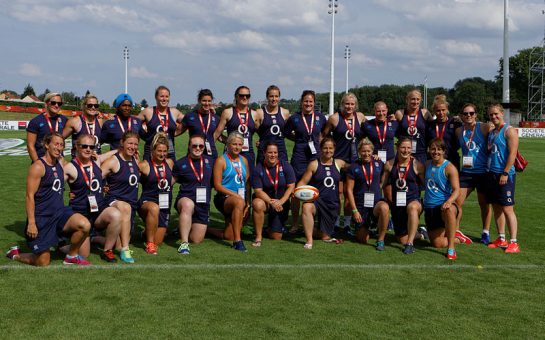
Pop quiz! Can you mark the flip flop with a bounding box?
[303,243,313,249]
[251,240,262,247]
[323,238,344,244]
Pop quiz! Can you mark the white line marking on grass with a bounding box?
[1,263,544,270]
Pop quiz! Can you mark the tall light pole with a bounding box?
[344,45,351,94]
[123,46,129,93]
[503,0,510,124]
[328,0,338,116]
[423,75,428,111]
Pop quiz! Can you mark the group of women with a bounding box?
[6,86,520,266]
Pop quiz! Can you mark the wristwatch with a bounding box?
[502,171,508,176]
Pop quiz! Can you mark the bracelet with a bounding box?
[352,209,359,214]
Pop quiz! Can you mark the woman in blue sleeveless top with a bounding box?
[64,133,121,262]
[101,131,141,263]
[63,94,104,157]
[255,85,290,163]
[423,138,461,260]
[212,132,250,252]
[383,137,425,255]
[138,86,184,160]
[346,138,389,251]
[137,132,175,255]
[180,89,219,159]
[6,133,91,266]
[297,137,349,249]
[454,103,494,245]
[485,104,520,253]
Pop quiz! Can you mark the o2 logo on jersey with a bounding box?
[52,178,62,193]
[489,144,499,154]
[427,179,439,193]
[323,176,335,190]
[238,125,248,135]
[156,125,165,133]
[90,179,101,193]
[129,174,139,186]
[158,179,171,192]
[345,130,354,141]
[270,124,282,136]
[395,179,407,191]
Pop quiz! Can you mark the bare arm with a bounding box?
[501,127,519,185]
[213,109,231,143]
[296,160,318,187]
[382,160,393,204]
[321,114,337,140]
[442,163,460,210]
[26,131,38,163]
[25,161,45,238]
[394,110,404,122]
[62,117,79,139]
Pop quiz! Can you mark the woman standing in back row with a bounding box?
[256,85,290,163]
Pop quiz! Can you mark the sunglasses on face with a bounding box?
[49,101,63,107]
[191,144,205,149]
[238,94,251,99]
[462,111,476,116]
[86,103,99,109]
[79,144,96,150]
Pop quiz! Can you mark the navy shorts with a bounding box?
[459,172,487,192]
[485,172,515,206]
[266,201,290,233]
[354,206,378,231]
[138,198,171,228]
[175,197,210,226]
[26,206,74,254]
[390,199,421,236]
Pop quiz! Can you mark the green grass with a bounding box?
[1,131,545,338]
[0,111,40,121]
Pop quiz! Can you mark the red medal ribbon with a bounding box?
[264,162,279,194]
[361,161,373,188]
[375,120,387,145]
[188,157,204,183]
[44,113,59,133]
[75,158,93,190]
[156,107,169,132]
[151,160,167,189]
[302,111,315,136]
[117,116,131,133]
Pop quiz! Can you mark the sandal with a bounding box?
[323,238,344,244]
[303,243,313,250]
[251,240,262,248]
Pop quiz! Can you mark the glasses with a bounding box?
[49,101,63,107]
[191,144,205,149]
[238,93,251,99]
[86,104,99,109]
[462,111,476,116]
[120,104,132,108]
[79,144,96,150]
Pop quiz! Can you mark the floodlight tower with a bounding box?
[123,46,129,93]
[328,0,338,116]
[503,0,510,123]
[344,45,351,94]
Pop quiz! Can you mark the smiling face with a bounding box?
[199,95,213,113]
[267,89,280,109]
[76,135,96,161]
[342,97,356,115]
[461,105,477,125]
[46,95,63,116]
[118,100,133,118]
[406,91,422,111]
[264,144,279,166]
[397,139,412,161]
[488,105,504,126]
[84,97,99,117]
[227,137,243,157]
[45,135,65,159]
[236,88,251,108]
[189,136,205,159]
[302,94,315,114]
[320,140,335,160]
[359,144,373,163]
[434,103,448,122]
[374,103,388,122]
[156,89,170,108]
[428,142,445,163]
[121,136,139,157]
[152,143,168,163]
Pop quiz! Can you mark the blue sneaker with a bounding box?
[120,248,135,263]
[376,240,385,251]
[480,232,490,245]
[417,226,429,241]
[177,242,190,255]
[232,240,247,252]
[403,243,415,255]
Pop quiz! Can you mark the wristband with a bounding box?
[352,209,359,214]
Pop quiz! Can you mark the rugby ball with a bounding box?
[294,185,320,202]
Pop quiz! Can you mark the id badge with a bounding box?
[411,140,417,154]
[88,195,99,213]
[308,140,317,155]
[396,191,407,207]
[242,137,250,152]
[238,187,245,200]
[364,192,375,208]
[159,193,169,209]
[205,141,212,155]
[462,156,474,168]
[196,186,207,203]
[378,150,387,163]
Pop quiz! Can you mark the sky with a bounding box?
[0,0,543,106]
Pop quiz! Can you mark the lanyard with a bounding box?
[198,112,211,134]
[488,123,505,150]
[375,120,387,145]
[236,108,249,129]
[151,160,166,188]
[83,116,95,136]
[226,154,244,186]
[406,113,419,131]
[302,111,315,136]
[342,113,355,139]
[463,124,476,148]
[44,114,59,133]
[75,158,93,191]
[264,162,279,194]
[435,122,447,140]
[117,116,131,133]
[156,107,169,132]
[188,157,204,183]
[362,162,373,188]
[396,158,412,182]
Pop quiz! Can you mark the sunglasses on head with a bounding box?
[191,144,205,149]
[86,103,99,109]
[49,101,63,107]
[79,144,96,150]
[238,93,251,99]
[462,111,476,116]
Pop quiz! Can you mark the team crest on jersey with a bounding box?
[388,122,392,126]
[326,171,331,176]
[375,162,379,167]
[272,119,277,124]
[507,191,512,196]
[205,159,209,164]
[129,167,134,173]
[181,164,187,169]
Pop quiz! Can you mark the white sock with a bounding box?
[482,229,490,235]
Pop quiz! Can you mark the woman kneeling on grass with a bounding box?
[345,138,389,251]
[423,138,461,260]
[138,132,175,255]
[211,132,250,252]
[101,131,141,263]
[64,133,121,262]
[172,134,214,255]
[6,133,91,266]
[297,137,349,249]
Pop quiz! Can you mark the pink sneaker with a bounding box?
[63,255,91,266]
[455,230,473,244]
[6,246,20,260]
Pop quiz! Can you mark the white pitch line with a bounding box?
[1,263,544,270]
